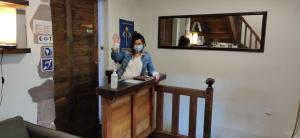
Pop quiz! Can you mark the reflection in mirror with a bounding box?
[158,11,267,52]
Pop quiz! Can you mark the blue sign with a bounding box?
[44,47,53,57]
[119,19,134,49]
[41,58,53,72]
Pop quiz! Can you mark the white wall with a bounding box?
[106,0,142,70]
[133,0,300,138]
[0,0,51,123]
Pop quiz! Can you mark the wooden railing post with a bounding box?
[171,93,180,135]
[188,96,198,138]
[203,78,215,138]
[156,86,164,132]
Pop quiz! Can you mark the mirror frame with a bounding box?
[158,11,268,52]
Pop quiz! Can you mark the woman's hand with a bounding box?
[154,74,160,82]
[112,34,120,52]
[112,34,120,44]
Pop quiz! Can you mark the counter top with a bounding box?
[96,74,166,99]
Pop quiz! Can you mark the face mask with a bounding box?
[133,44,144,52]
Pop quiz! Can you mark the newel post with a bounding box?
[204,78,215,138]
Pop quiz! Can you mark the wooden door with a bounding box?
[159,19,173,46]
[50,0,99,137]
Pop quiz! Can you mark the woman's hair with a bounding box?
[130,31,146,49]
[178,35,190,47]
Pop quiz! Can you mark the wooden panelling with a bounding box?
[135,88,151,135]
[51,0,99,137]
[111,96,132,138]
[99,82,159,138]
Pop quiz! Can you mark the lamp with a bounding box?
[0,6,16,48]
[188,32,198,45]
[188,21,202,45]
[0,0,28,49]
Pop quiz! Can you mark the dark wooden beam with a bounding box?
[0,48,30,54]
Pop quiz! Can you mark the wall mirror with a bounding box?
[158,11,267,52]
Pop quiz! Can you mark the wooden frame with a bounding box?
[0,0,29,8]
[0,48,30,54]
[158,11,268,52]
[151,78,215,138]
[0,0,30,54]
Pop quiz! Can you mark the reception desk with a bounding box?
[97,74,166,138]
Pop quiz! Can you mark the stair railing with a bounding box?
[150,78,215,138]
[240,17,261,49]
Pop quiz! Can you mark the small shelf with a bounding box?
[1,48,31,54]
[0,0,29,8]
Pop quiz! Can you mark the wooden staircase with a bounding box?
[192,16,261,49]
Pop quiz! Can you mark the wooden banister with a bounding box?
[156,86,164,132]
[151,78,215,138]
[171,93,180,135]
[188,96,198,138]
[155,85,209,98]
[240,17,261,49]
[241,17,261,42]
[203,78,214,138]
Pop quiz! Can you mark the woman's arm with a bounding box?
[111,34,124,63]
[111,48,125,63]
[146,54,160,81]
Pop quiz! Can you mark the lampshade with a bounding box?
[188,32,198,45]
[0,6,16,47]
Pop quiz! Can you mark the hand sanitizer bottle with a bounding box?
[111,69,118,89]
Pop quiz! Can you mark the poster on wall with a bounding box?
[33,19,52,35]
[119,19,134,49]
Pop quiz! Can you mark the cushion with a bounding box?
[0,116,30,138]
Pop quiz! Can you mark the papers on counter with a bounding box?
[123,79,144,84]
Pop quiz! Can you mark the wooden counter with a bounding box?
[96,74,166,138]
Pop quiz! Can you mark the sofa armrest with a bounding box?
[24,121,81,138]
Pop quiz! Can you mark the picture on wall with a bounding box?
[119,19,134,49]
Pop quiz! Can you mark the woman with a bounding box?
[111,31,160,81]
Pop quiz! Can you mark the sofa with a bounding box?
[0,116,81,138]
